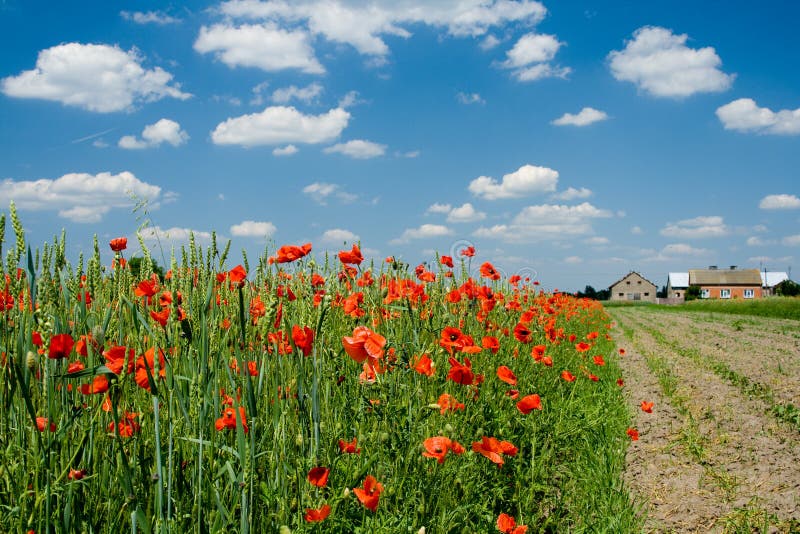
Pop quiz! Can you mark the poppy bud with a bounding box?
[26,351,37,371]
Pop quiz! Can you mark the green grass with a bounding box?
[667,297,800,321]
[0,211,640,533]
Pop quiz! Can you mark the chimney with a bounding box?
[730,265,737,270]
[709,265,717,270]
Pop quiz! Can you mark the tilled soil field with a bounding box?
[610,306,800,533]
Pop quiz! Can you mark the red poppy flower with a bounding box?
[80,374,110,395]
[513,323,533,344]
[592,355,605,366]
[108,411,141,437]
[412,353,435,376]
[447,357,474,385]
[150,307,170,327]
[338,437,361,454]
[437,393,465,415]
[460,246,475,257]
[561,370,576,382]
[440,255,454,268]
[472,436,517,467]
[497,513,528,534]
[215,406,249,433]
[516,394,542,414]
[482,336,500,353]
[479,261,501,281]
[575,342,591,352]
[109,237,127,252]
[48,333,74,359]
[496,365,517,386]
[292,325,315,357]
[270,243,312,264]
[304,504,331,523]
[440,326,469,354]
[342,326,386,369]
[307,467,330,488]
[354,475,383,512]
[228,265,247,288]
[68,468,87,481]
[640,401,653,413]
[32,331,43,347]
[618,348,627,356]
[626,428,639,441]
[531,344,546,361]
[134,275,159,299]
[422,436,464,464]
[616,378,625,387]
[541,356,553,367]
[338,243,363,265]
[36,417,56,432]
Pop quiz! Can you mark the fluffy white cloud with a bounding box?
[552,187,592,201]
[302,182,357,204]
[271,82,323,104]
[783,235,800,247]
[139,226,213,244]
[427,203,452,214]
[321,228,360,243]
[446,203,486,223]
[717,99,800,135]
[119,119,189,149]
[480,34,501,50]
[0,171,164,223]
[608,26,734,98]
[564,256,582,264]
[472,202,612,242]
[457,92,485,105]
[120,10,180,25]
[391,223,453,244]
[642,243,713,262]
[194,23,324,74]
[469,164,558,200]
[631,226,643,235]
[230,220,277,237]
[759,193,800,210]
[500,33,570,82]
[219,0,547,56]
[660,215,728,239]
[551,107,608,127]
[272,144,298,156]
[584,236,609,245]
[324,139,386,159]
[211,106,350,146]
[746,236,775,246]
[1,43,190,112]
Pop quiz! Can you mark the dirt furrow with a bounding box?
[631,309,800,406]
[612,309,800,531]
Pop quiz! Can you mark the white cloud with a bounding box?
[551,107,608,127]
[717,99,800,135]
[660,215,728,239]
[564,256,582,264]
[120,10,181,25]
[631,226,643,235]
[500,32,570,82]
[473,202,612,243]
[469,164,559,200]
[302,182,357,204]
[608,26,734,98]
[211,106,350,147]
[194,23,324,74]
[746,236,775,247]
[139,226,213,245]
[1,43,190,112]
[321,228,359,243]
[426,202,452,214]
[118,119,188,149]
[219,0,547,57]
[398,150,420,158]
[271,82,323,104]
[391,223,453,244]
[584,236,609,246]
[324,139,386,159]
[272,144,298,156]
[641,242,713,262]
[783,235,800,247]
[338,90,363,109]
[230,220,277,237]
[0,171,164,223]
[480,34,501,50]
[446,203,486,223]
[457,92,484,105]
[552,187,592,201]
[759,193,800,210]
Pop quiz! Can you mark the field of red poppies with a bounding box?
[0,214,637,532]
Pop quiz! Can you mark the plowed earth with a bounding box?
[610,307,800,533]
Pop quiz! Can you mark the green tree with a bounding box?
[685,285,702,301]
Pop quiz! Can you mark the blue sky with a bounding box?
[1,0,799,291]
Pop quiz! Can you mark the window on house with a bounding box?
[644,292,649,296]
[744,289,754,299]
[626,281,630,285]
[637,280,642,284]
[676,292,681,298]
[618,293,623,297]
[701,289,710,299]
[720,288,731,299]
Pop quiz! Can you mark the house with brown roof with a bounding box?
[609,271,657,302]
[689,266,762,299]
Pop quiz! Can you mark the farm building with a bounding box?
[761,271,789,296]
[667,272,689,299]
[688,267,762,299]
[609,271,657,302]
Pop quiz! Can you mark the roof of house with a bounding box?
[761,271,789,287]
[668,272,689,288]
[689,269,761,286]
[608,271,657,290]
